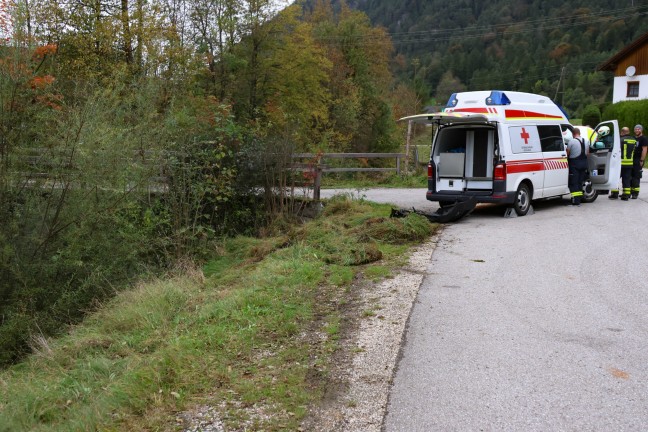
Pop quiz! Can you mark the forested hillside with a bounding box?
[307,0,648,117]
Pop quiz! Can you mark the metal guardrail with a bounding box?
[291,153,406,200]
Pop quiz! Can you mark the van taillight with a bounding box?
[428,163,434,179]
[494,163,506,181]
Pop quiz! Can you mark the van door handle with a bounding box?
[561,153,567,157]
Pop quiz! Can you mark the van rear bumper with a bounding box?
[426,190,517,205]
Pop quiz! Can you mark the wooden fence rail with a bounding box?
[291,152,405,200]
[7,149,405,201]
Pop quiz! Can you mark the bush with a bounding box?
[602,99,648,129]
[0,82,249,366]
[581,104,601,127]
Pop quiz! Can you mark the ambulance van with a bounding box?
[401,90,621,216]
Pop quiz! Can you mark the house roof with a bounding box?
[598,31,648,71]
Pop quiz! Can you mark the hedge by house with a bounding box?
[602,100,648,130]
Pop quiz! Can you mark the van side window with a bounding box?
[538,125,564,152]
[560,124,573,145]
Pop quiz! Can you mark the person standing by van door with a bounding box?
[631,124,648,199]
[566,127,588,206]
[616,127,637,200]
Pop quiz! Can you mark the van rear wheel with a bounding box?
[513,183,531,216]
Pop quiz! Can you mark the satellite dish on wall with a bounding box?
[626,65,636,77]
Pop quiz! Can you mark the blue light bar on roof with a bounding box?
[485,91,511,106]
[555,103,570,120]
[446,93,458,107]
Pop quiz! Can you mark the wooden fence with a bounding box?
[291,152,406,200]
[8,149,406,200]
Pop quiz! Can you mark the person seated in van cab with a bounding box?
[566,127,589,206]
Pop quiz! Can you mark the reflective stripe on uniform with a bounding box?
[622,138,637,165]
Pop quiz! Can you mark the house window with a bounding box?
[627,81,639,97]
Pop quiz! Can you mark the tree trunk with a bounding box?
[121,0,133,65]
[135,0,143,69]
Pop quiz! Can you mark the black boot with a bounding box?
[609,191,619,199]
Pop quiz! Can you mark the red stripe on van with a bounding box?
[506,160,545,174]
[506,158,567,174]
[505,109,563,119]
[450,107,490,114]
[543,158,568,170]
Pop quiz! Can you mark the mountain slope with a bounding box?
[305,0,648,116]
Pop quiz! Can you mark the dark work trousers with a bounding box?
[621,166,633,197]
[568,158,588,204]
[631,160,643,197]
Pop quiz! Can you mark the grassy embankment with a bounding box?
[0,194,438,431]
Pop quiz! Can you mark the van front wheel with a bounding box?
[513,183,531,216]
[581,180,598,203]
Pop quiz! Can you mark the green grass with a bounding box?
[364,265,391,280]
[0,195,438,431]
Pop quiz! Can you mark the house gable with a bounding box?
[598,32,648,76]
[598,32,648,103]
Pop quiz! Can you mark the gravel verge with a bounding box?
[301,237,436,431]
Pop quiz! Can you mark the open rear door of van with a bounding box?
[399,112,490,125]
[589,120,621,190]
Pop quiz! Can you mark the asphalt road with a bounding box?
[371,181,648,431]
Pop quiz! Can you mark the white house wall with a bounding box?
[612,74,648,103]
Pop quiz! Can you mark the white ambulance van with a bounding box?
[401,90,621,216]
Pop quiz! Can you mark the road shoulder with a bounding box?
[301,237,437,431]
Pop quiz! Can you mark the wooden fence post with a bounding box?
[404,120,412,175]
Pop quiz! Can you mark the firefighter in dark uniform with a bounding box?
[616,127,637,200]
[566,127,588,206]
[631,124,648,199]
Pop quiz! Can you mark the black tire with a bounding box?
[513,183,532,216]
[581,180,598,203]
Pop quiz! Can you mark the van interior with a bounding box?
[434,125,497,190]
